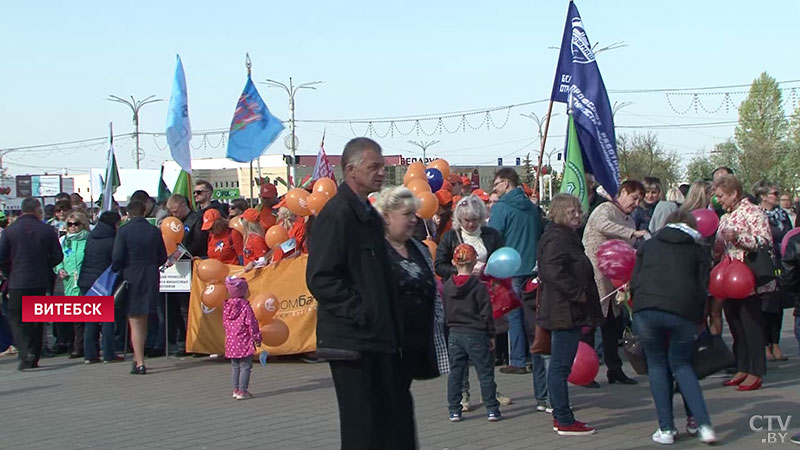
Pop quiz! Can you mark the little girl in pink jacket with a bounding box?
[224,276,262,400]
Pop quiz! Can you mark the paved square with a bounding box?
[1,315,798,449]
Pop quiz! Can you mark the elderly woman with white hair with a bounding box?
[434,194,510,411]
[374,186,449,381]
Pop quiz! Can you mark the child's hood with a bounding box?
[450,275,481,297]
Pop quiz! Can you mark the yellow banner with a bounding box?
[186,255,317,356]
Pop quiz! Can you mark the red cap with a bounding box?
[260,183,278,199]
[453,243,477,265]
[435,189,453,206]
[242,208,260,223]
[461,176,471,187]
[473,189,489,202]
[201,208,221,231]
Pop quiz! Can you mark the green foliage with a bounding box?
[522,152,535,185]
[617,132,681,187]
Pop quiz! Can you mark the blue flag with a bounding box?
[226,76,285,163]
[550,1,620,197]
[166,55,192,174]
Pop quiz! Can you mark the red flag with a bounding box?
[311,131,336,182]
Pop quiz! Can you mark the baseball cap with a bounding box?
[453,243,477,265]
[260,183,278,199]
[472,189,489,202]
[435,189,453,206]
[242,208,260,223]
[201,208,221,230]
[440,180,453,193]
[448,174,462,185]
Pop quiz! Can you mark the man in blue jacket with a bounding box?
[488,169,548,406]
[0,198,63,370]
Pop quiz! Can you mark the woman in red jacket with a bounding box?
[201,209,238,265]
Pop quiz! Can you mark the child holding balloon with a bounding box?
[223,276,262,400]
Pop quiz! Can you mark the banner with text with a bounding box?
[185,255,317,356]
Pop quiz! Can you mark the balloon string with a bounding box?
[424,220,431,238]
[599,283,627,303]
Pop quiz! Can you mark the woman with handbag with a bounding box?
[631,210,716,444]
[77,211,123,364]
[713,174,773,390]
[53,210,90,359]
[752,180,792,361]
[537,194,603,436]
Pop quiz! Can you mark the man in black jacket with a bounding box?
[306,138,414,450]
[0,198,63,370]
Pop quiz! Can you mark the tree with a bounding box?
[521,152,535,185]
[734,72,789,188]
[685,156,716,182]
[616,132,681,187]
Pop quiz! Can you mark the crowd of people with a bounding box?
[1,136,800,448]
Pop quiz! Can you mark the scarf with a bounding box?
[64,229,89,243]
[460,227,488,263]
[766,206,790,232]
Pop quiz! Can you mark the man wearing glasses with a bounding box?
[193,180,228,221]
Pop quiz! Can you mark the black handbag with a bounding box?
[113,279,129,308]
[622,326,648,375]
[745,244,780,287]
[691,333,735,379]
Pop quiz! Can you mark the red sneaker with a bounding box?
[556,421,597,436]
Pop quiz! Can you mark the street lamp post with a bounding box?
[107,95,162,169]
[262,77,323,186]
[521,112,558,198]
[408,140,440,161]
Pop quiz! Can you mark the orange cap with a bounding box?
[201,208,221,231]
[453,243,477,265]
[242,208,260,223]
[435,189,453,206]
[441,180,453,193]
[472,189,489,202]
[461,176,471,187]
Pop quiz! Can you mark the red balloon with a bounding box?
[709,258,730,299]
[724,259,755,299]
[781,228,800,256]
[568,341,600,386]
[691,208,720,238]
[596,239,636,283]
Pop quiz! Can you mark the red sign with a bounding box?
[22,296,115,322]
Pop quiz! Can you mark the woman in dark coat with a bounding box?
[537,194,603,436]
[112,200,167,374]
[78,211,122,363]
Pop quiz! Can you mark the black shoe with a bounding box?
[52,345,69,355]
[608,372,638,385]
[582,381,601,389]
[18,356,37,371]
[68,351,84,359]
[130,365,146,375]
[499,365,528,375]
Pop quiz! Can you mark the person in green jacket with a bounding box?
[54,210,89,358]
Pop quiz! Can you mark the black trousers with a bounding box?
[7,288,46,364]
[582,306,624,377]
[762,310,783,345]
[329,352,417,450]
[723,295,766,376]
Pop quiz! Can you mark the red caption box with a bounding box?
[22,296,115,322]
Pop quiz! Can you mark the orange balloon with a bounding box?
[407,178,431,195]
[286,188,311,216]
[403,168,427,186]
[252,292,280,325]
[160,217,185,244]
[265,225,289,249]
[423,238,438,261]
[260,319,290,347]
[427,159,451,181]
[201,283,227,309]
[307,192,329,216]
[416,191,438,219]
[408,161,425,175]
[196,259,229,283]
[164,236,177,255]
[313,177,337,198]
[229,216,245,235]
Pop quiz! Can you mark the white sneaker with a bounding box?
[698,425,716,444]
[496,392,512,406]
[652,429,675,445]
[0,345,18,356]
[460,393,471,412]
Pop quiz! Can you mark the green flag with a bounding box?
[99,145,121,212]
[560,114,589,211]
[173,170,195,209]
[158,165,171,204]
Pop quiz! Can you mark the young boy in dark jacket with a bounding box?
[442,244,499,422]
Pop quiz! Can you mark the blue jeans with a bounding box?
[231,357,253,391]
[84,322,116,361]
[531,344,549,402]
[509,277,530,368]
[548,328,580,425]
[447,331,498,413]
[634,310,712,430]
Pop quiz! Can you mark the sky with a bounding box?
[1,1,798,178]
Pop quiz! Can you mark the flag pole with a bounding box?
[249,162,254,207]
[532,100,554,201]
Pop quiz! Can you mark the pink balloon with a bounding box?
[691,208,719,238]
[781,228,800,256]
[596,239,636,283]
[724,259,755,299]
[568,341,600,386]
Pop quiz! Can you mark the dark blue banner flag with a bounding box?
[226,76,285,163]
[550,1,619,197]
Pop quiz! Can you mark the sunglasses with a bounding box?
[193,190,209,195]
[66,221,81,227]
[769,191,780,196]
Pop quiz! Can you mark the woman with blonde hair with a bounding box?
[680,181,712,212]
[54,210,91,358]
[240,208,268,270]
[272,206,307,263]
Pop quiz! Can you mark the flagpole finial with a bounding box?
[245,53,252,77]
